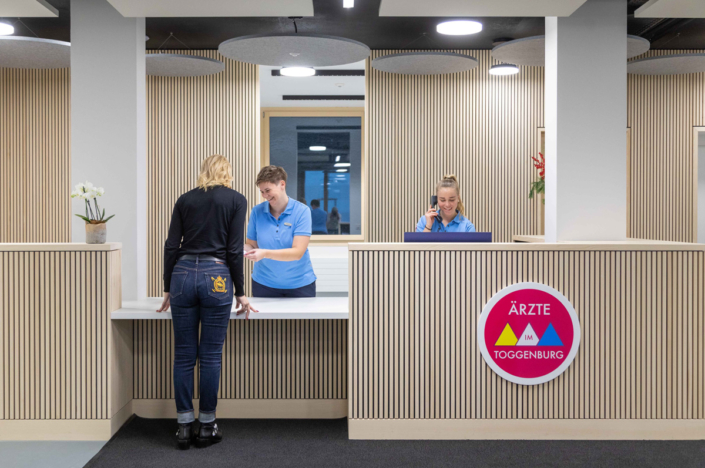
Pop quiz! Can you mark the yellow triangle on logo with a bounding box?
[494,324,519,346]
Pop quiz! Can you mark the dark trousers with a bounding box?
[169,259,232,424]
[252,279,316,298]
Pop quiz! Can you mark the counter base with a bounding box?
[349,419,705,440]
[0,401,133,441]
[134,399,347,419]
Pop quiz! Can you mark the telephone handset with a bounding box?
[430,195,440,224]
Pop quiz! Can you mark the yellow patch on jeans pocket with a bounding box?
[211,276,227,293]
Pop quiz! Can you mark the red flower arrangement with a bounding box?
[529,152,545,203]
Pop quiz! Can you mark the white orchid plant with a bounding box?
[70,182,115,224]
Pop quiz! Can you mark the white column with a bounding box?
[70,0,146,301]
[545,0,627,242]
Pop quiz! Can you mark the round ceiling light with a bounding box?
[371,52,478,75]
[489,64,519,76]
[0,22,14,36]
[218,33,370,67]
[280,66,315,77]
[310,146,326,151]
[437,20,482,36]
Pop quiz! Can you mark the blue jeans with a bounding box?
[251,279,316,298]
[169,259,232,424]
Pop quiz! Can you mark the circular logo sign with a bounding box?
[478,282,580,385]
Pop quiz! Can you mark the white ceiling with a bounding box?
[635,0,705,18]
[379,0,588,17]
[260,61,365,108]
[105,0,313,17]
[0,0,57,17]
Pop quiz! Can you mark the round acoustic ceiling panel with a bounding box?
[218,33,370,67]
[492,35,651,67]
[492,35,544,67]
[0,36,70,69]
[628,54,705,75]
[146,54,225,77]
[371,52,478,75]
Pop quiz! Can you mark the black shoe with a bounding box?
[195,421,223,448]
[176,422,195,450]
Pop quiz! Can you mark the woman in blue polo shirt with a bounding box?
[416,174,476,233]
[244,165,317,297]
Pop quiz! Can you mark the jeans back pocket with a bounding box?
[170,271,188,298]
[205,272,231,299]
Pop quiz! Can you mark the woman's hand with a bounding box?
[424,204,438,229]
[156,292,170,312]
[236,295,259,320]
[244,249,268,262]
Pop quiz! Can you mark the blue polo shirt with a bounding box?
[311,208,328,233]
[416,211,476,232]
[246,198,317,289]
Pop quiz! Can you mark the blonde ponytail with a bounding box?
[435,174,465,216]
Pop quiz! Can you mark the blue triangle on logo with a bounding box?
[537,323,563,346]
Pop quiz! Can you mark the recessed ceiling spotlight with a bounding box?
[0,22,15,36]
[310,146,327,151]
[280,66,315,77]
[489,64,519,76]
[344,0,354,8]
[336,169,348,172]
[334,162,351,167]
[437,20,482,36]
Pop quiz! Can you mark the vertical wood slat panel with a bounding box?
[0,250,110,420]
[132,319,347,400]
[627,49,705,242]
[147,50,260,297]
[350,248,704,420]
[0,68,71,243]
[365,50,545,243]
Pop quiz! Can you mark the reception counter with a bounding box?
[348,241,705,439]
[0,243,129,440]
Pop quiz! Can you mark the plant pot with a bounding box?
[85,222,107,244]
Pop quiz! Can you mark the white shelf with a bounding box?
[112,296,348,320]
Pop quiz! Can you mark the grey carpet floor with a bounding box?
[84,417,705,468]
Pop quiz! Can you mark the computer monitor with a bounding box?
[403,232,492,243]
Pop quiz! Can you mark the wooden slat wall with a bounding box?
[628,49,705,242]
[133,320,347,400]
[147,50,259,296]
[366,50,545,242]
[0,68,71,243]
[0,250,117,420]
[350,248,704,419]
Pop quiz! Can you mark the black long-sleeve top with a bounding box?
[163,186,247,297]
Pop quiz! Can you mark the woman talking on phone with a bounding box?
[158,154,256,450]
[416,174,476,233]
[244,165,317,297]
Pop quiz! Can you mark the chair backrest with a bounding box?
[309,246,348,293]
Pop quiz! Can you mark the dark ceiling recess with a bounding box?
[283,95,365,101]
[3,0,704,50]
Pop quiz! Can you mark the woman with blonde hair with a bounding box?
[158,154,256,449]
[416,174,476,232]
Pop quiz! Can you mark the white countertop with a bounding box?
[112,296,348,320]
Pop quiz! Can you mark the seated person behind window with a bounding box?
[416,174,476,233]
[327,206,341,235]
[244,166,317,298]
[310,199,328,235]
